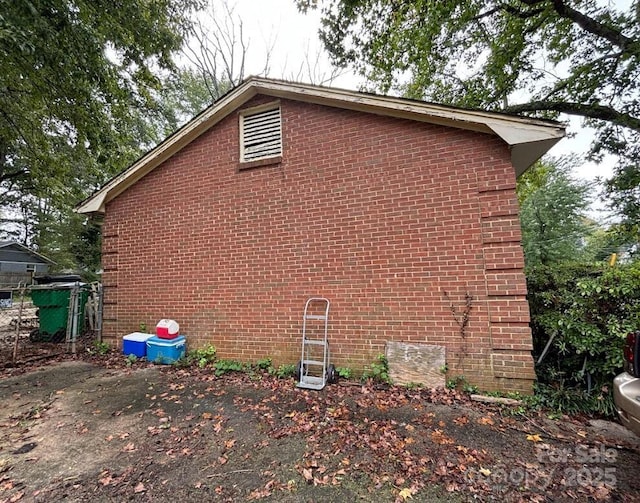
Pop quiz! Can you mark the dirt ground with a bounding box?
[1,353,640,503]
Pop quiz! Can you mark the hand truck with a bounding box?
[296,297,336,390]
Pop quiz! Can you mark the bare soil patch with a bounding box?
[0,354,639,502]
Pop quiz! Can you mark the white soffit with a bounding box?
[76,77,565,214]
[487,122,564,177]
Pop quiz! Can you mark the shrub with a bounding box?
[518,382,616,418]
[91,341,110,355]
[255,357,273,371]
[187,344,217,369]
[362,354,391,384]
[213,359,245,376]
[274,363,297,379]
[446,375,477,394]
[336,366,353,379]
[527,261,640,416]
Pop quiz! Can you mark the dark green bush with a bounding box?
[527,261,640,415]
[213,359,246,376]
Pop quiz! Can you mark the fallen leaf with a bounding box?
[99,475,112,486]
[479,468,492,476]
[313,475,329,486]
[398,487,414,500]
[593,486,611,500]
[134,482,145,493]
[302,468,313,482]
[446,482,459,492]
[453,416,469,426]
[431,429,455,445]
[526,434,542,443]
[218,456,228,465]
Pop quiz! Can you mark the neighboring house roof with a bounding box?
[0,241,55,264]
[76,77,565,215]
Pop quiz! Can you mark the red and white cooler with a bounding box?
[156,319,179,339]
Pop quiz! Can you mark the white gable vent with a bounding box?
[240,105,282,162]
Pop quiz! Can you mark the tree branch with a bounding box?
[501,4,545,19]
[546,0,637,52]
[505,101,640,132]
[0,168,28,184]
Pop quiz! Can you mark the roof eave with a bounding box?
[486,122,565,176]
[0,241,56,265]
[76,85,260,215]
[76,77,565,215]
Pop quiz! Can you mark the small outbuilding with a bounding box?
[0,241,53,288]
[77,77,565,392]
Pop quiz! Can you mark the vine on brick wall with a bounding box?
[444,291,473,371]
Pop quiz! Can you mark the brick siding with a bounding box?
[101,95,535,392]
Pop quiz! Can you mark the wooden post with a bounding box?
[12,286,26,363]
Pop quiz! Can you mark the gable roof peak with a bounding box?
[77,77,565,215]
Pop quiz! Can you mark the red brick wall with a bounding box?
[101,95,535,392]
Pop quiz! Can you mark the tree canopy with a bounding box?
[299,0,640,234]
[517,161,592,266]
[0,0,202,268]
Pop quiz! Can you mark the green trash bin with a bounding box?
[30,283,90,342]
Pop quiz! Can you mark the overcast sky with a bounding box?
[192,0,359,88]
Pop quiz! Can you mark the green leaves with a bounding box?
[517,160,593,267]
[0,0,203,274]
[303,0,640,231]
[528,261,640,390]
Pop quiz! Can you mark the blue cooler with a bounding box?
[146,335,186,364]
[123,332,154,358]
